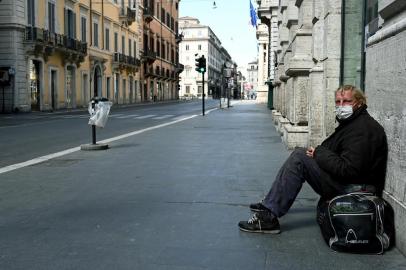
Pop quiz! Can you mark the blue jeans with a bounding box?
[262,148,344,217]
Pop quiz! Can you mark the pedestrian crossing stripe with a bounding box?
[152,114,174,119]
[116,114,139,118]
[135,114,157,119]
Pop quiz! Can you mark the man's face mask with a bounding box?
[335,105,353,120]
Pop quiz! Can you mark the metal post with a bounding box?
[202,72,205,116]
[91,100,96,144]
[227,83,230,108]
[2,85,4,113]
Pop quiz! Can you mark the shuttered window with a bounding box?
[81,17,87,42]
[93,22,99,47]
[48,2,55,33]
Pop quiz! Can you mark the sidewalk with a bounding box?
[0,101,405,270]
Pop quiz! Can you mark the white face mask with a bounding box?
[335,105,353,120]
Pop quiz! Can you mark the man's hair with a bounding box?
[336,85,367,106]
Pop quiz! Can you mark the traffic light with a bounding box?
[195,55,206,73]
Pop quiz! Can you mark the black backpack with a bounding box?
[317,193,395,254]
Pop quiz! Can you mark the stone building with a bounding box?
[256,0,406,256]
[178,16,232,99]
[246,60,258,99]
[142,0,182,102]
[0,0,181,113]
[255,0,279,104]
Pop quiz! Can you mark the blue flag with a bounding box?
[249,0,257,27]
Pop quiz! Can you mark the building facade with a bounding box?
[0,0,181,113]
[142,0,182,102]
[178,16,232,99]
[246,60,258,99]
[255,0,279,105]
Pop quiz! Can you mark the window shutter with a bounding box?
[64,8,68,36]
[73,12,77,39]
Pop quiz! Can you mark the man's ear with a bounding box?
[353,101,361,110]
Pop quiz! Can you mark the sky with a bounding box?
[179,0,258,68]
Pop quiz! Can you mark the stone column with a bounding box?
[256,24,269,103]
[307,0,325,147]
[322,0,342,137]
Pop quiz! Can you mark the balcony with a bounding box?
[142,48,157,63]
[175,63,184,74]
[25,26,87,64]
[113,52,141,71]
[119,7,136,25]
[175,33,183,44]
[144,6,154,23]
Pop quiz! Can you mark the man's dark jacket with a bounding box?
[314,104,388,195]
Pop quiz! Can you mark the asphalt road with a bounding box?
[0,99,219,168]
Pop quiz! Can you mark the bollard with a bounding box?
[80,97,111,151]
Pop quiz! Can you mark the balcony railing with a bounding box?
[144,6,154,23]
[113,52,141,69]
[175,63,184,74]
[120,7,136,25]
[175,33,183,44]
[142,48,157,63]
[25,26,87,57]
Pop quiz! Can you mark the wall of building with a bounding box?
[365,0,406,256]
[0,0,27,112]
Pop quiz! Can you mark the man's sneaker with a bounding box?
[249,202,269,212]
[238,212,281,234]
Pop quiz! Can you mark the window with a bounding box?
[114,32,118,52]
[65,9,76,38]
[198,44,201,50]
[186,44,189,51]
[27,0,35,26]
[133,40,136,58]
[93,22,99,47]
[105,28,110,51]
[122,35,125,54]
[81,17,87,42]
[129,39,132,56]
[186,85,190,94]
[48,1,55,33]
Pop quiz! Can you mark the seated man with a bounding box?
[238,85,388,233]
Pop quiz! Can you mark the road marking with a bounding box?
[135,114,156,119]
[115,114,139,119]
[0,147,81,175]
[0,113,202,175]
[152,114,174,119]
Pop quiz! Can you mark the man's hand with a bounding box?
[306,147,315,158]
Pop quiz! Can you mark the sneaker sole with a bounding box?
[238,227,281,234]
[249,208,266,213]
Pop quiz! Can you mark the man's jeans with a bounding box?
[262,148,343,218]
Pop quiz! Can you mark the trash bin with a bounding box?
[88,97,112,128]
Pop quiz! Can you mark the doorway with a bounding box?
[66,66,75,108]
[30,60,41,111]
[50,69,57,110]
[94,66,102,97]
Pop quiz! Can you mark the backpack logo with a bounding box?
[345,229,369,244]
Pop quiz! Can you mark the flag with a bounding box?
[249,0,257,27]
